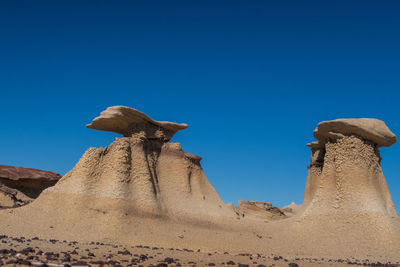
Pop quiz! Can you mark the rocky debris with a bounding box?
[0,165,61,209]
[2,235,346,267]
[281,202,302,217]
[303,118,397,216]
[313,118,396,147]
[234,200,286,220]
[86,105,188,140]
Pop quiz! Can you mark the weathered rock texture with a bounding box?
[86,106,188,140]
[1,113,400,261]
[303,118,397,216]
[46,106,233,221]
[0,165,61,209]
[274,118,400,260]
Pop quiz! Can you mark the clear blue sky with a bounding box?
[1,1,399,209]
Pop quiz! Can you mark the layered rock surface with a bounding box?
[0,165,61,209]
[282,118,400,260]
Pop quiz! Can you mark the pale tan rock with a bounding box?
[281,202,302,216]
[303,134,396,216]
[86,106,188,140]
[33,106,234,221]
[313,118,397,147]
[304,118,397,215]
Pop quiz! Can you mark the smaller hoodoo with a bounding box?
[303,118,397,216]
[280,118,400,259]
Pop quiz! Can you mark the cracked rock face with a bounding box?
[0,165,61,209]
[303,118,397,216]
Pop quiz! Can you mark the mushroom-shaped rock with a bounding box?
[304,118,397,216]
[35,106,235,222]
[86,106,188,140]
[313,118,396,147]
[291,119,400,258]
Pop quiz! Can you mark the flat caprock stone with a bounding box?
[87,106,188,140]
[313,118,396,147]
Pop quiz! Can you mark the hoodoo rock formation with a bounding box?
[0,165,61,209]
[303,118,397,216]
[283,118,400,259]
[44,106,233,220]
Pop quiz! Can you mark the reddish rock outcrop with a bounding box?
[0,165,61,209]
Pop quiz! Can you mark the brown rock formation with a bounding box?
[303,118,396,216]
[279,118,400,259]
[0,165,61,209]
[86,106,188,140]
[43,106,234,221]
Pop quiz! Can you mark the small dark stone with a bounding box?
[90,260,106,265]
[164,257,174,264]
[139,254,148,260]
[22,247,35,254]
[0,249,9,254]
[156,264,167,267]
[72,261,88,266]
[118,250,131,255]
[227,261,235,265]
[288,263,299,267]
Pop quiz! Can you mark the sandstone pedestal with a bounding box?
[303,118,397,216]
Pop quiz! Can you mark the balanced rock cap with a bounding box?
[313,118,397,147]
[86,106,188,140]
